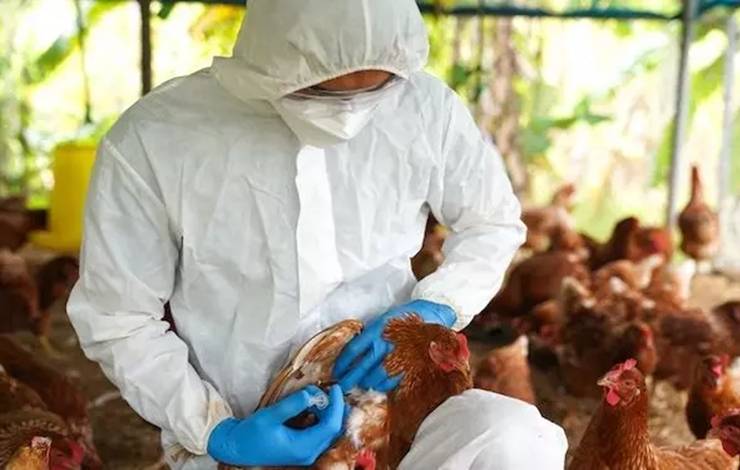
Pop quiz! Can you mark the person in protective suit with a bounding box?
[67,0,568,468]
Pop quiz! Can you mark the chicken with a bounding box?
[0,365,47,413]
[521,183,576,253]
[482,251,590,319]
[712,409,740,458]
[679,165,720,264]
[410,215,446,281]
[644,259,696,309]
[557,278,657,397]
[591,255,664,296]
[221,316,472,470]
[686,355,740,439]
[548,225,591,261]
[221,320,384,470]
[7,436,51,470]
[1,408,85,469]
[0,336,101,469]
[590,217,673,270]
[568,359,738,470]
[0,251,79,354]
[0,250,40,338]
[473,335,535,404]
[652,301,740,389]
[383,315,472,468]
[0,197,47,252]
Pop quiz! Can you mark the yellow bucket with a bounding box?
[30,142,96,252]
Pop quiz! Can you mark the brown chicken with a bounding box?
[0,196,47,252]
[1,408,85,470]
[686,355,740,439]
[410,215,446,281]
[222,316,472,470]
[0,251,79,354]
[712,409,740,458]
[590,217,673,270]
[7,435,51,470]
[383,315,472,468]
[0,251,40,337]
[548,225,591,261]
[652,301,740,389]
[482,251,590,320]
[679,165,720,263]
[521,183,576,253]
[0,365,47,413]
[0,336,101,469]
[557,278,657,397]
[568,359,738,469]
[473,335,535,404]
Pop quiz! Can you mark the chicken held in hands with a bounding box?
[220,316,472,470]
[383,315,473,468]
[568,359,738,470]
[686,355,740,439]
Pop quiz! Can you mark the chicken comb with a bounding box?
[606,358,637,379]
[455,333,470,361]
[711,409,740,429]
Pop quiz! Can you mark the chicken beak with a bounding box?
[597,376,615,388]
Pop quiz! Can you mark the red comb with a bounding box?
[712,415,722,429]
[456,333,470,361]
[623,358,637,370]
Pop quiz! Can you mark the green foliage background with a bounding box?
[0,0,738,237]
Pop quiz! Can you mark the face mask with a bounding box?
[272,78,403,148]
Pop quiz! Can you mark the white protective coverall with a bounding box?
[67,0,567,468]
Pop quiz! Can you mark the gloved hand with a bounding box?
[207,384,345,466]
[333,299,456,392]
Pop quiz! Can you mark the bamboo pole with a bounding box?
[139,0,152,95]
[666,0,698,228]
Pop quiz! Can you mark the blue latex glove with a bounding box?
[333,300,456,393]
[207,384,345,466]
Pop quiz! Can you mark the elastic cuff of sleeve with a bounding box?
[182,386,234,455]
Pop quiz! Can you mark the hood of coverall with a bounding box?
[212,0,430,102]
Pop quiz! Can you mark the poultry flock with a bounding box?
[416,167,739,468]
[0,198,102,469]
[0,165,737,469]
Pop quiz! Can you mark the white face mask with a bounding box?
[272,78,403,147]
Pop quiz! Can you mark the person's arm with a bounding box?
[334,87,525,393]
[412,89,526,331]
[67,137,232,455]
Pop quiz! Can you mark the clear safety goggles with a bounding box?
[288,75,403,102]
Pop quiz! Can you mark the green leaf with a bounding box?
[24,2,121,86]
[158,2,176,19]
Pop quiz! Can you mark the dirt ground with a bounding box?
[13,273,740,469]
